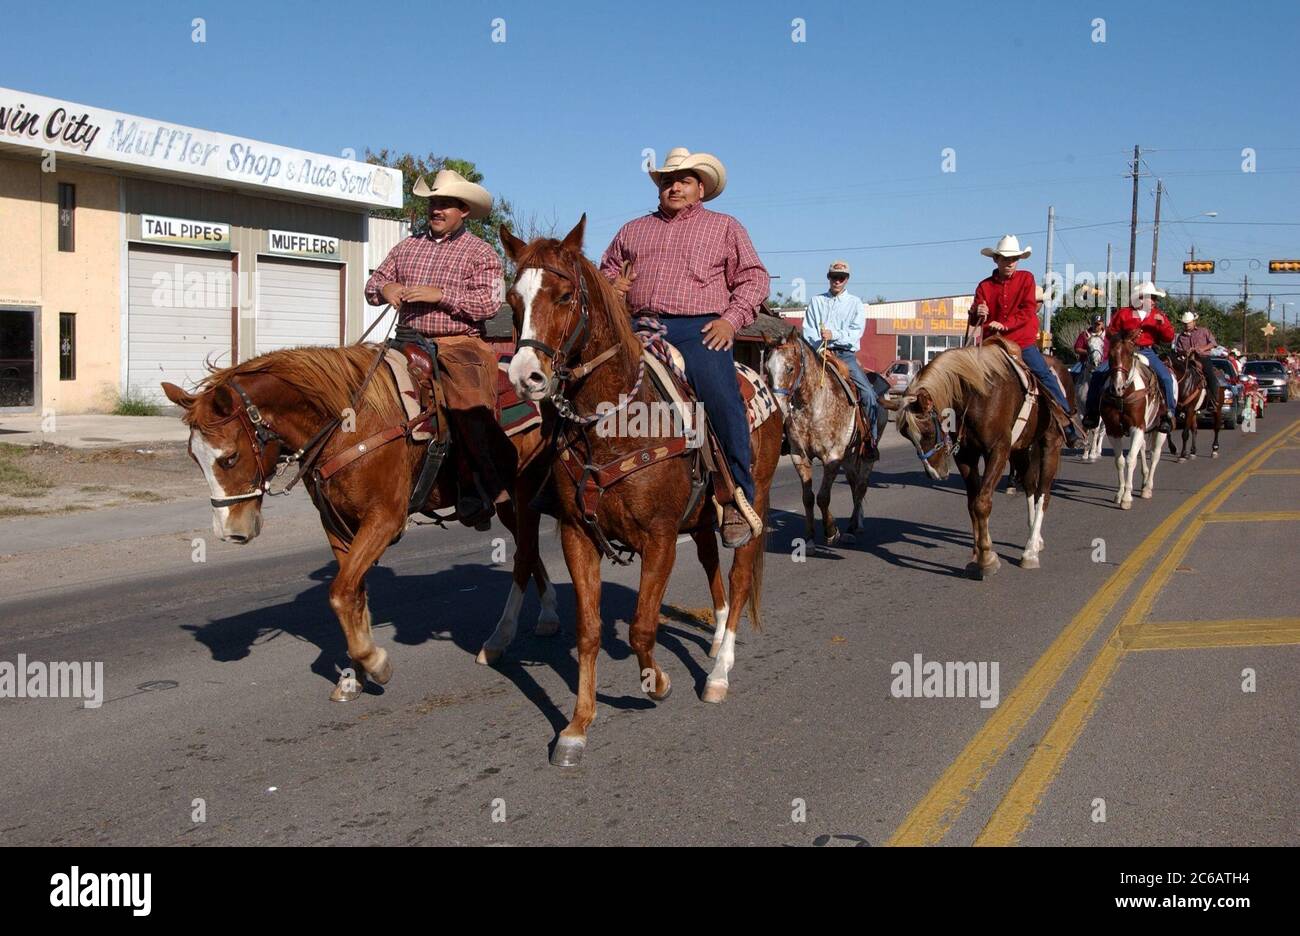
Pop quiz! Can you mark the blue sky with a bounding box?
[4,0,1299,313]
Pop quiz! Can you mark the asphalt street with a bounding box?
[1,414,1296,846]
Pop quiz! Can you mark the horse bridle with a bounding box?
[771,336,808,406]
[916,407,954,461]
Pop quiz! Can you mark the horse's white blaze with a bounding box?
[484,581,524,652]
[191,428,234,535]
[709,602,730,651]
[508,268,544,393]
[706,628,736,688]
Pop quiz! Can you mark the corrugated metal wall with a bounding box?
[122,177,369,355]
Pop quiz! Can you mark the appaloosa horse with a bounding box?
[887,339,1068,575]
[765,332,887,545]
[1075,331,1106,462]
[1164,350,1219,461]
[501,217,784,767]
[162,343,559,703]
[1100,335,1170,508]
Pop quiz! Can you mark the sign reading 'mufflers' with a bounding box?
[268,229,341,260]
[0,86,402,209]
[141,214,231,250]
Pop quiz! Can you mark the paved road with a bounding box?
[1,415,1296,846]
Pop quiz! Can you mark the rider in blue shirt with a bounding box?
[802,260,880,457]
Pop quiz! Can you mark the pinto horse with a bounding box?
[161,344,559,703]
[765,332,887,545]
[886,340,1068,576]
[1100,335,1170,508]
[501,216,783,767]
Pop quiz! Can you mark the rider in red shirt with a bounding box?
[1082,282,1177,432]
[970,235,1081,446]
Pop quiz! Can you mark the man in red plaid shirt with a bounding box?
[599,147,769,548]
[365,169,509,527]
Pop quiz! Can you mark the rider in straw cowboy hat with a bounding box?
[365,168,510,528]
[1174,307,1220,414]
[803,259,880,457]
[970,234,1083,446]
[600,147,770,548]
[1082,281,1178,432]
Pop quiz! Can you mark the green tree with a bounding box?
[365,149,514,257]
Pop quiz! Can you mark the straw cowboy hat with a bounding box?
[827,260,851,277]
[981,234,1032,260]
[1181,310,1199,324]
[1133,282,1167,299]
[649,147,727,201]
[412,169,493,220]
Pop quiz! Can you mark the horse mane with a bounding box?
[190,344,401,429]
[896,345,1011,437]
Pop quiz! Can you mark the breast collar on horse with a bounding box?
[201,377,340,509]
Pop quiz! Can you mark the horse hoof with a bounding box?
[330,674,364,703]
[550,735,587,768]
[1212,451,1219,459]
[1178,456,1186,463]
[1121,499,1133,510]
[982,556,1002,575]
[364,649,392,685]
[1141,489,1153,499]
[476,646,502,666]
[702,680,729,704]
[534,615,560,638]
[1021,554,1040,570]
[648,673,672,702]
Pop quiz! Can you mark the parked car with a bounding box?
[883,359,922,400]
[1243,360,1289,402]
[1201,357,1244,429]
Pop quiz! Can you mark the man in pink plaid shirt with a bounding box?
[600,147,769,547]
[365,169,509,527]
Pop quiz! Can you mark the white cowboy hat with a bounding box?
[981,234,1032,260]
[1181,310,1199,324]
[648,147,727,201]
[1230,347,1242,357]
[1133,282,1167,299]
[827,260,851,277]
[412,169,493,220]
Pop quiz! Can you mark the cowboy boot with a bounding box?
[721,504,753,548]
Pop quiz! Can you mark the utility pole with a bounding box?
[1187,245,1196,312]
[1043,205,1055,341]
[1127,145,1140,297]
[1150,179,1163,288]
[1242,275,1249,355]
[1104,242,1113,323]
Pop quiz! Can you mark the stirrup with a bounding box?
[732,488,763,538]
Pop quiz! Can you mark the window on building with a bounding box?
[897,335,912,360]
[58,183,76,252]
[59,313,76,380]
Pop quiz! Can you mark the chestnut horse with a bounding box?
[501,217,784,767]
[161,343,559,702]
[1100,335,1169,508]
[887,340,1069,576]
[765,332,887,545]
[1164,351,1221,461]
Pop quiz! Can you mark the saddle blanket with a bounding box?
[643,344,780,432]
[383,347,542,440]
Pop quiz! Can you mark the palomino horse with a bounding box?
[502,217,784,767]
[162,344,559,702]
[1075,332,1106,462]
[1164,351,1219,461]
[1100,335,1170,508]
[765,332,887,545]
[887,340,1068,576]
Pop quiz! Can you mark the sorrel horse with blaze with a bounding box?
[501,216,783,767]
[887,340,1070,576]
[162,344,559,703]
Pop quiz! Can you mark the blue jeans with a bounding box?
[1085,351,1177,415]
[1021,345,1073,413]
[660,315,754,502]
[833,349,879,444]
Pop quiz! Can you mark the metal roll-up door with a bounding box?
[255,257,341,356]
[127,246,234,402]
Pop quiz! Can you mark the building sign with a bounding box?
[141,214,231,250]
[870,296,972,335]
[0,86,402,209]
[268,229,341,260]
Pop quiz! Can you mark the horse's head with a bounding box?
[1109,331,1139,393]
[502,215,590,401]
[764,330,805,415]
[890,387,951,480]
[1088,332,1105,367]
[162,380,270,544]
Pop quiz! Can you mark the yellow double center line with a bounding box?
[888,417,1300,847]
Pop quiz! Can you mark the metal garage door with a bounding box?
[255,258,341,356]
[127,246,233,403]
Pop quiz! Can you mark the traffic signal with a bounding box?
[1269,260,1300,273]
[1183,260,1215,274]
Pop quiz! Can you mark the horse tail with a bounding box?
[747,506,767,633]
